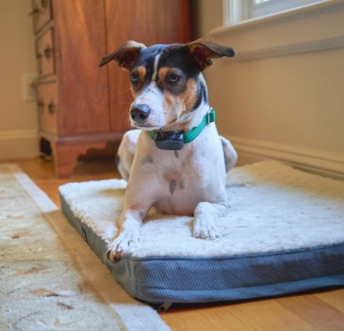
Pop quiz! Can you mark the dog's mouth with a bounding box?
[133,123,160,130]
[133,121,172,131]
[140,118,181,130]
[132,115,185,134]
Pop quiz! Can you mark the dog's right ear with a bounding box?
[99,41,146,70]
[185,38,235,71]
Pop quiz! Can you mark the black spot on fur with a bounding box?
[141,155,154,165]
[169,180,177,195]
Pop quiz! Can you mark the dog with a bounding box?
[100,39,238,261]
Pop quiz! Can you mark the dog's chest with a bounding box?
[135,129,226,215]
[160,149,189,192]
[150,146,222,215]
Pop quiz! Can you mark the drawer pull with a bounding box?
[44,46,52,59]
[41,0,49,9]
[28,8,40,16]
[48,101,55,115]
[37,100,44,111]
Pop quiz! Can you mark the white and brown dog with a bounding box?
[100,39,237,261]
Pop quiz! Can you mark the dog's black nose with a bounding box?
[130,104,151,123]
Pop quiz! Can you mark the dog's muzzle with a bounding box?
[130,104,151,124]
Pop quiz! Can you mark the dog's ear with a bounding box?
[185,38,235,71]
[99,41,146,70]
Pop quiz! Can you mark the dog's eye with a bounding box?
[130,73,140,84]
[166,73,181,84]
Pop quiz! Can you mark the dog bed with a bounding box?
[59,160,344,306]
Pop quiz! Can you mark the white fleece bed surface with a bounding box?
[59,160,344,304]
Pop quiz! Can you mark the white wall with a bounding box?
[0,0,38,160]
[194,0,344,176]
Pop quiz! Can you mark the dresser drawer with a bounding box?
[32,0,52,33]
[37,82,58,134]
[36,28,55,77]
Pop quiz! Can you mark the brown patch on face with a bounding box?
[181,78,198,114]
[162,77,198,127]
[157,67,189,95]
[157,68,171,81]
[130,66,146,95]
[162,91,182,123]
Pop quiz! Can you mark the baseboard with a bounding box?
[0,130,39,160]
[230,136,344,179]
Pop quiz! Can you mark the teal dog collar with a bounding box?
[149,108,216,150]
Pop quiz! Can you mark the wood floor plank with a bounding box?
[315,289,344,314]
[276,293,344,331]
[231,299,320,331]
[162,299,318,331]
[162,305,254,331]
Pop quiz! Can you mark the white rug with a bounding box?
[0,163,171,331]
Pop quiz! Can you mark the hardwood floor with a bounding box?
[12,158,344,331]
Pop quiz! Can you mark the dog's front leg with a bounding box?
[116,130,141,181]
[107,208,144,261]
[193,202,228,240]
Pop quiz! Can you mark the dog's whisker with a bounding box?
[125,116,131,127]
[120,88,132,94]
[113,105,131,125]
[121,112,130,125]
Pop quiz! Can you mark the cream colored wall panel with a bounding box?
[193,0,344,173]
[0,130,39,160]
[208,49,344,154]
[0,0,38,158]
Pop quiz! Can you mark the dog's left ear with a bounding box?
[185,38,235,71]
[99,41,146,70]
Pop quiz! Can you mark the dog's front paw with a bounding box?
[192,220,219,240]
[107,229,138,262]
[193,202,227,240]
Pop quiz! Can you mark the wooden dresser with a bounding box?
[31,0,191,177]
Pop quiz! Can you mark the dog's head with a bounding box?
[100,39,235,131]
